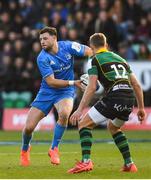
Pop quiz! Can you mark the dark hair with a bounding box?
[39,26,57,36]
[89,33,107,48]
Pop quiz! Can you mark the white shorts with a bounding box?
[88,106,125,127]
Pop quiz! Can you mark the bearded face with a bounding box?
[39,32,56,51]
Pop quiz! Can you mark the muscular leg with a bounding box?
[22,107,45,151]
[68,107,106,173]
[78,114,96,162]
[78,105,108,162]
[107,119,133,166]
[51,98,73,149]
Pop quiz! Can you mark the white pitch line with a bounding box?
[0,152,78,156]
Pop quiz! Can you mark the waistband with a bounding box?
[112,84,132,91]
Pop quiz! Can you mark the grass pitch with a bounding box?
[0,129,151,179]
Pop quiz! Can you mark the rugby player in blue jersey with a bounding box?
[20,27,92,166]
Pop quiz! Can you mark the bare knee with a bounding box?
[23,117,38,135]
[23,107,45,135]
[107,120,121,135]
[78,114,96,131]
[78,120,88,131]
[24,123,34,135]
[58,112,69,126]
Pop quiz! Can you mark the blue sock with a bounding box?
[51,123,66,149]
[22,133,32,151]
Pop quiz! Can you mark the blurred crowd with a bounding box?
[1,0,151,95]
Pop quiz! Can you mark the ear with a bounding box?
[105,43,109,49]
[53,35,57,41]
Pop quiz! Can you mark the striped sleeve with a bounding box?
[88,57,98,75]
[126,62,133,74]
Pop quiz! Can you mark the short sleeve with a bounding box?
[88,57,98,75]
[66,41,86,56]
[37,56,53,78]
[126,62,133,74]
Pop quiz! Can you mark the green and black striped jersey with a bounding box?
[88,48,132,93]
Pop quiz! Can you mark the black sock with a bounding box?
[112,131,133,165]
[79,128,92,162]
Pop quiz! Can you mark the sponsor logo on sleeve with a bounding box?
[71,42,81,52]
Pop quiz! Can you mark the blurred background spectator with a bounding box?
[0,0,151,122]
[137,42,151,60]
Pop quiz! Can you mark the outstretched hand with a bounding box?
[74,80,85,91]
[69,109,83,126]
[137,108,146,124]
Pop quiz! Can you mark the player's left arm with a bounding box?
[68,41,93,57]
[129,73,146,123]
[84,46,93,57]
[126,62,146,123]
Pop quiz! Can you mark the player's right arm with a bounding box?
[45,74,81,88]
[37,54,82,88]
[130,73,146,123]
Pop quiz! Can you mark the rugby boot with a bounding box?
[67,160,93,174]
[48,147,60,165]
[121,163,137,172]
[20,146,31,167]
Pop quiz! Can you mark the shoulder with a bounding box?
[58,40,82,47]
[37,50,48,62]
[58,40,79,52]
[58,41,85,55]
[91,55,98,64]
[36,50,50,67]
[58,40,71,47]
[111,52,127,62]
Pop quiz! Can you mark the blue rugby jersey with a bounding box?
[37,41,86,94]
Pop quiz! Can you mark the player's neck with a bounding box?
[95,46,108,54]
[49,42,58,54]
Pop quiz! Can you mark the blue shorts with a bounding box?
[31,91,74,116]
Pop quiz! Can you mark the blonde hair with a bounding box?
[89,33,107,47]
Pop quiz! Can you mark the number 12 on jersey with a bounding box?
[111,64,128,79]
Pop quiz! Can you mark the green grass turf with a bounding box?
[0,129,151,179]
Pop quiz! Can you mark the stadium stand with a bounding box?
[0,0,151,112]
[2,91,32,108]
